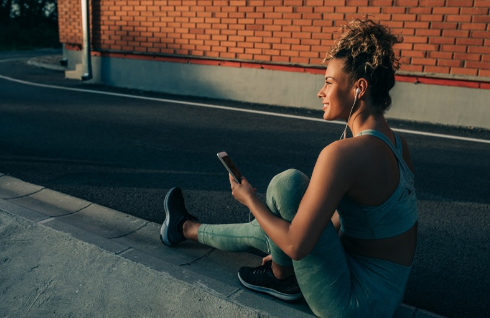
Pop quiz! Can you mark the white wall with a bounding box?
[75,54,490,129]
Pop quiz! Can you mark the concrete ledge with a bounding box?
[0,175,44,199]
[72,53,490,130]
[7,188,91,217]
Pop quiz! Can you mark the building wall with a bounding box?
[58,0,490,78]
[57,1,490,129]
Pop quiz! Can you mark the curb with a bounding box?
[0,173,446,318]
[26,55,66,72]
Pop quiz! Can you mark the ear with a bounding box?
[355,78,368,99]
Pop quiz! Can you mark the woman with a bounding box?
[160,18,418,318]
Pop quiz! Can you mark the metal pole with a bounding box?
[81,0,92,81]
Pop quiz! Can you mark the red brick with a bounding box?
[429,37,456,45]
[466,61,490,69]
[414,44,439,51]
[437,59,463,67]
[404,22,430,29]
[419,0,444,6]
[399,64,423,72]
[415,29,441,36]
[461,23,487,31]
[403,50,426,58]
[431,22,458,30]
[424,66,450,74]
[472,31,490,39]
[446,15,472,22]
[447,0,473,6]
[408,7,432,14]
[263,49,280,55]
[383,7,406,14]
[237,53,254,59]
[412,58,437,65]
[403,36,428,43]
[478,69,490,77]
[290,57,310,64]
[450,67,478,76]
[456,38,484,46]
[441,45,468,53]
[429,51,453,59]
[442,30,470,37]
[468,46,490,54]
[418,14,443,22]
[473,15,490,23]
[433,7,460,14]
[461,7,489,15]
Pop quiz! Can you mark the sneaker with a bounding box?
[160,187,198,246]
[238,261,302,301]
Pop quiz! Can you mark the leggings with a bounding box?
[198,169,411,318]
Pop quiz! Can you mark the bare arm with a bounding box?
[331,211,341,232]
[230,142,353,260]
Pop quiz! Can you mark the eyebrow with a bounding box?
[325,76,335,81]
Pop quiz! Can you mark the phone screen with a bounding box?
[217,152,243,183]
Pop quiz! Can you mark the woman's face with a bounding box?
[317,58,355,121]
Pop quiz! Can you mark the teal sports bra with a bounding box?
[337,129,418,239]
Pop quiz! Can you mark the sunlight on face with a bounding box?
[318,59,353,121]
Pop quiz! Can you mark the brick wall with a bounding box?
[58,0,490,79]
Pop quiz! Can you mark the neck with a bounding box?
[348,108,389,137]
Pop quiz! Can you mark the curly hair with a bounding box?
[324,19,403,115]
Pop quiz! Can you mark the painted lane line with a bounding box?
[1,74,489,144]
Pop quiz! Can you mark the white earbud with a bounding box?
[355,88,360,98]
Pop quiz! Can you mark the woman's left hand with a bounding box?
[229,173,257,207]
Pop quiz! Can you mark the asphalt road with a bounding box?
[1,51,489,318]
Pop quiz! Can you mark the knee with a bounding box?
[266,169,309,221]
[269,169,309,191]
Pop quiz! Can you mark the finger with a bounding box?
[262,254,272,265]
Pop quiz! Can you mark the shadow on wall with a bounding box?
[89,55,325,110]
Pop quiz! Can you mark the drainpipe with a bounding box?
[81,0,92,81]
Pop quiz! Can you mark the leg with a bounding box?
[235,169,309,301]
[264,170,353,317]
[160,187,269,254]
[196,219,269,255]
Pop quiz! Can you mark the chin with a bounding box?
[323,112,334,121]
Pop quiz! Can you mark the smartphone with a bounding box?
[217,151,243,184]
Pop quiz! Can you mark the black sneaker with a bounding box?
[238,261,302,301]
[160,187,198,246]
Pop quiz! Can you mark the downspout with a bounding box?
[81,0,92,80]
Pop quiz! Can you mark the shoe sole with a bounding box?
[237,272,302,301]
[160,187,176,246]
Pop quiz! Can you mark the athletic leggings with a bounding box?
[198,169,411,318]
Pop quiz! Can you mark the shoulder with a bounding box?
[397,133,415,172]
[317,139,366,173]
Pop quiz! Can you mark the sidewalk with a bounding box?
[0,173,445,318]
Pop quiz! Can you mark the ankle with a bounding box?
[182,220,200,241]
[271,261,295,280]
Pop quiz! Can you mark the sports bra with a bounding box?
[337,129,418,239]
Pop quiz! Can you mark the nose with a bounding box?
[317,85,326,99]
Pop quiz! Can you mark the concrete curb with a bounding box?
[0,173,446,318]
[26,56,66,72]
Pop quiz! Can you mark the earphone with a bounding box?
[340,88,360,140]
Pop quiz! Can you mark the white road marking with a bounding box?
[0,73,489,144]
